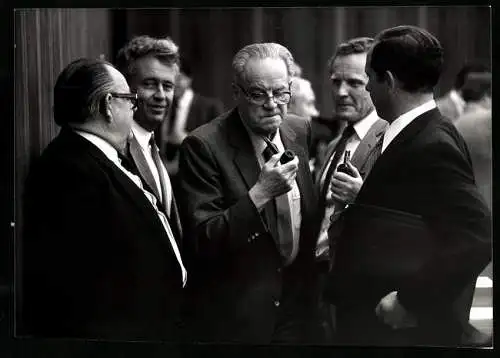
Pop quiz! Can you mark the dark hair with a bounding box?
[327,37,374,71]
[370,25,444,92]
[461,71,492,102]
[454,62,490,90]
[53,58,115,127]
[115,35,180,83]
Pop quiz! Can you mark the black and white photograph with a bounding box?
[4,5,493,356]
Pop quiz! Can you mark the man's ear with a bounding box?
[384,70,397,92]
[100,93,113,121]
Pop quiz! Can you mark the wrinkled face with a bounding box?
[330,53,374,123]
[365,49,390,121]
[105,65,136,147]
[289,79,320,120]
[130,56,178,132]
[236,57,290,137]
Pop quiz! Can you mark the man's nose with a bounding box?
[337,82,349,96]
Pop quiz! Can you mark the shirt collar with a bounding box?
[382,99,437,153]
[131,120,153,149]
[393,99,437,125]
[352,110,379,140]
[73,129,121,165]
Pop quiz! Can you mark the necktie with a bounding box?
[150,134,170,215]
[320,125,355,205]
[263,144,297,264]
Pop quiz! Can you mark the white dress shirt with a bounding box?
[382,100,437,153]
[316,110,379,258]
[131,121,173,215]
[243,123,302,248]
[74,130,187,286]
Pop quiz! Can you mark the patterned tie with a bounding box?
[319,125,355,207]
[263,144,297,264]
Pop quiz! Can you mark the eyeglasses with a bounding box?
[110,92,138,110]
[237,83,292,106]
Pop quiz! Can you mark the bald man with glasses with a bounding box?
[177,42,323,344]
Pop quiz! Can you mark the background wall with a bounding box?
[11,6,491,334]
[112,6,491,116]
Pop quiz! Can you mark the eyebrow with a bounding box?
[248,85,288,92]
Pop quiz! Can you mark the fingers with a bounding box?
[265,152,282,167]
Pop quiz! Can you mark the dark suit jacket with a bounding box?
[21,129,184,341]
[177,109,320,343]
[327,109,491,344]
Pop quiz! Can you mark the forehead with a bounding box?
[244,57,289,88]
[134,55,178,81]
[330,53,368,79]
[105,65,130,91]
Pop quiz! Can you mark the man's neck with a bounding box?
[387,92,434,123]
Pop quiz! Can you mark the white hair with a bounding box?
[232,42,296,85]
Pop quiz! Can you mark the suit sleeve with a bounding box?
[178,134,267,259]
[398,138,491,313]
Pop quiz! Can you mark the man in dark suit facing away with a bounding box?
[177,42,322,344]
[20,58,186,341]
[325,25,491,346]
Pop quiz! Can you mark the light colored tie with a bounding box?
[263,145,298,265]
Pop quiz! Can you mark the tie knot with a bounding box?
[263,142,279,162]
[341,125,355,139]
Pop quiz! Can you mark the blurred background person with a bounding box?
[454,69,492,237]
[288,76,320,120]
[436,62,490,122]
[160,56,225,186]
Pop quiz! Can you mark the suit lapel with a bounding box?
[227,110,278,242]
[366,109,438,182]
[128,134,162,202]
[228,110,261,190]
[352,118,388,178]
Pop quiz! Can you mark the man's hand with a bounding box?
[249,152,299,210]
[330,161,363,204]
[375,291,418,330]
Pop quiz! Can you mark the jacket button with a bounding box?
[274,300,280,307]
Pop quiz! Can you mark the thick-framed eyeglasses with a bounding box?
[110,92,138,110]
[237,83,292,106]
